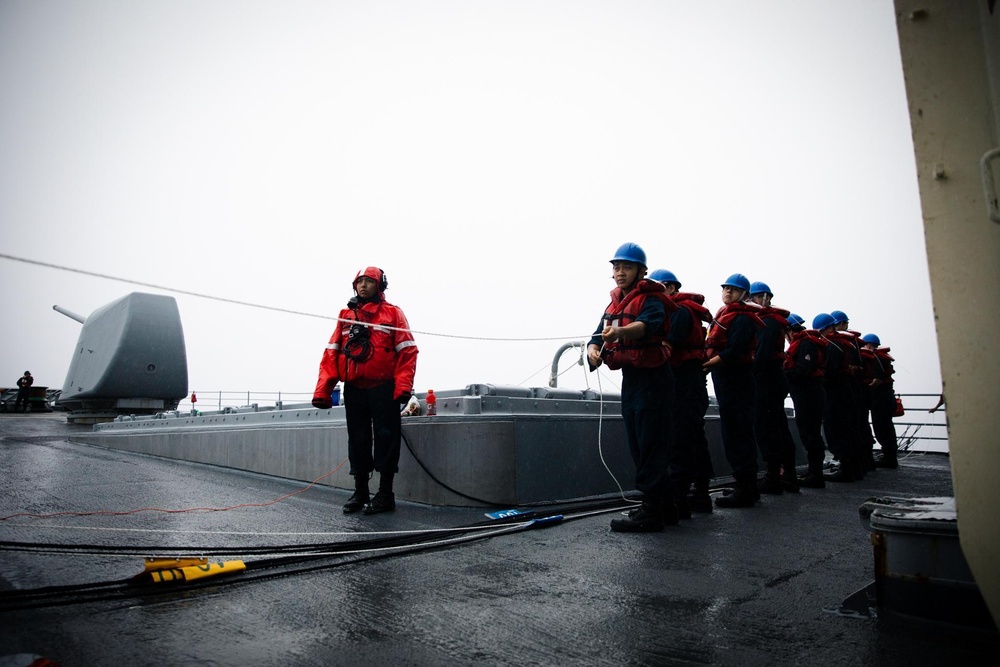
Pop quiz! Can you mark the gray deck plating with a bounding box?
[1,412,995,667]
[69,384,737,507]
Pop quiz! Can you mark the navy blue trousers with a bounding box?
[712,365,759,482]
[344,381,402,476]
[788,377,827,466]
[621,364,674,504]
[669,360,712,490]
[754,364,797,468]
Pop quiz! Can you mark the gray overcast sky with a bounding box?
[0,0,941,404]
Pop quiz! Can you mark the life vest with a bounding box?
[600,279,677,371]
[832,330,863,378]
[670,292,712,365]
[313,294,419,398]
[860,347,877,383]
[705,302,764,364]
[756,305,791,363]
[872,347,896,385]
[783,329,827,379]
[822,334,850,378]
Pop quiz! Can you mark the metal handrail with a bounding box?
[170,389,951,451]
[885,392,948,453]
[179,390,314,412]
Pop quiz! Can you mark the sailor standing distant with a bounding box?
[815,313,857,483]
[588,243,678,533]
[747,282,799,494]
[312,267,418,515]
[785,314,829,488]
[14,371,33,413]
[649,269,715,516]
[861,333,900,469]
[827,310,866,480]
[703,274,765,508]
[832,311,875,474]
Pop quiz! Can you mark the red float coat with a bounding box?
[599,279,677,371]
[705,302,765,364]
[783,330,827,380]
[860,347,878,384]
[312,294,418,402]
[669,292,712,365]
[831,330,863,378]
[871,347,896,388]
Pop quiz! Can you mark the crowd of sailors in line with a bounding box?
[588,243,900,533]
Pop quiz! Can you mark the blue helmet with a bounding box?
[721,273,751,292]
[787,313,805,328]
[749,281,772,297]
[812,313,836,331]
[609,242,647,268]
[830,310,849,325]
[861,333,881,346]
[648,269,681,287]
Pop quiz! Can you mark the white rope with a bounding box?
[0,252,590,343]
[592,346,639,507]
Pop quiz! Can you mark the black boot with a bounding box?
[663,497,682,525]
[611,501,665,532]
[343,475,370,513]
[824,461,856,483]
[758,463,784,495]
[780,461,801,493]
[688,478,713,514]
[875,451,898,469]
[798,469,826,489]
[715,480,757,508]
[799,454,827,488]
[363,473,396,514]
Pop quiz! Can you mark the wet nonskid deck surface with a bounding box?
[1,414,996,666]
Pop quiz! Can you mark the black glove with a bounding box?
[395,391,412,404]
[312,396,333,410]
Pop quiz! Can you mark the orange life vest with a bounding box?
[670,292,712,365]
[600,279,677,371]
[705,302,765,364]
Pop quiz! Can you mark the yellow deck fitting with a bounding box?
[147,559,247,584]
[144,557,208,574]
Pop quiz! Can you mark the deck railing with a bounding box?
[172,389,950,452]
[178,391,315,412]
[890,392,949,453]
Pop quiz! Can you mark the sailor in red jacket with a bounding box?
[784,314,829,488]
[703,273,765,508]
[649,269,714,516]
[748,281,799,495]
[313,267,418,515]
[826,310,867,481]
[861,333,899,468]
[588,243,677,533]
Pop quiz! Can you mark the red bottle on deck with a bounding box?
[425,389,437,416]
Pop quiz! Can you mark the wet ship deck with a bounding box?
[1,413,996,666]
